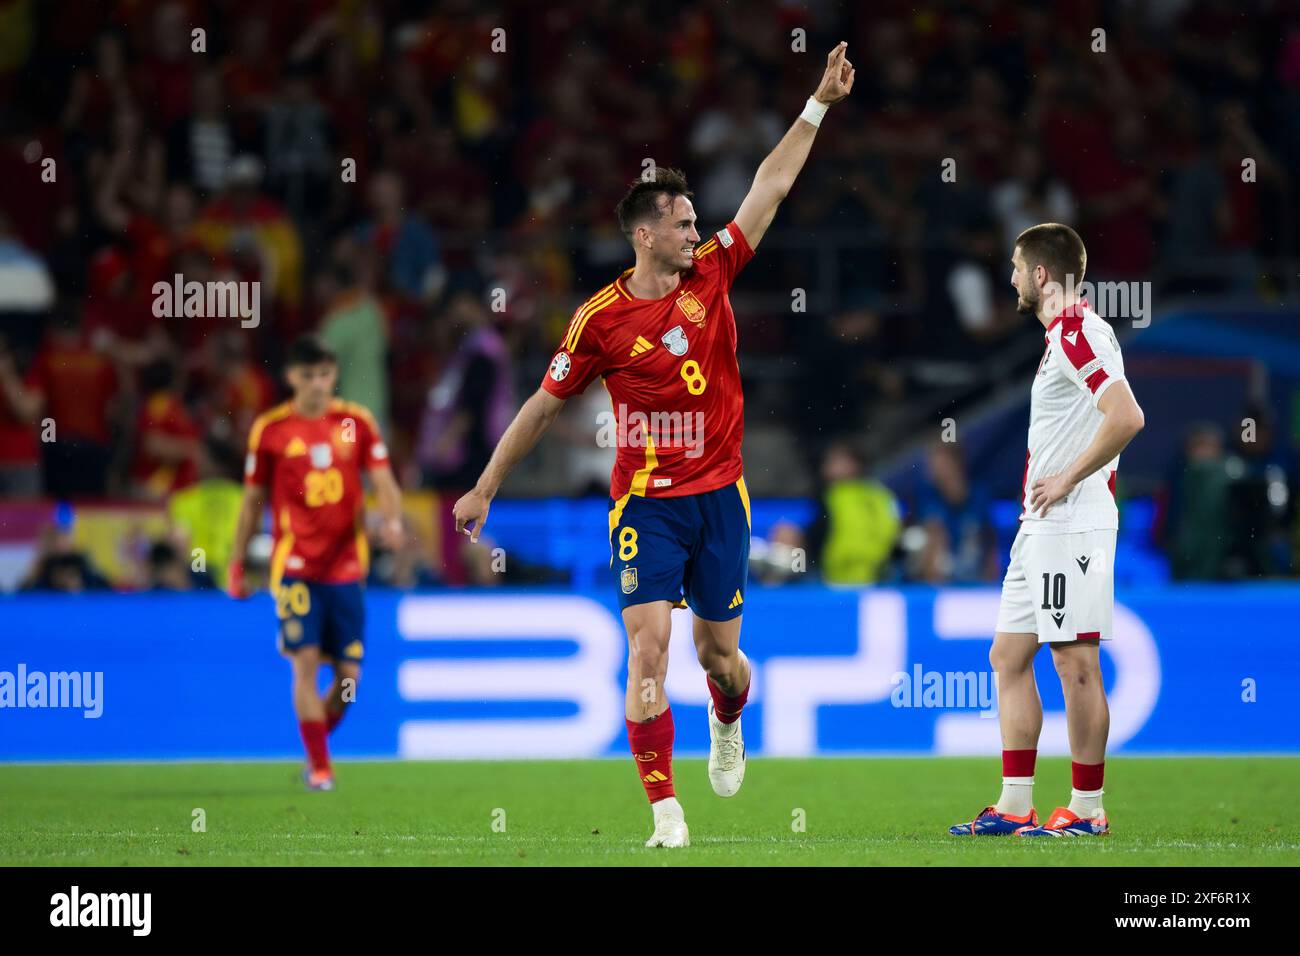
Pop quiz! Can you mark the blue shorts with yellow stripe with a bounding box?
[608,477,751,621]
[275,578,366,663]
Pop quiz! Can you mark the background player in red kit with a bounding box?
[229,336,403,791]
[453,44,855,847]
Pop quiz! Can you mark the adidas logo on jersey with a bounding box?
[629,336,655,358]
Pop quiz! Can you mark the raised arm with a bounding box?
[733,41,855,250]
[452,387,567,542]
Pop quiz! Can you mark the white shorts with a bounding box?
[995,529,1116,642]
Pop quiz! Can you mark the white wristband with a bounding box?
[800,97,829,128]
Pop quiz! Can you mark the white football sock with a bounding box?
[651,796,683,821]
[1068,788,1104,819]
[995,777,1034,816]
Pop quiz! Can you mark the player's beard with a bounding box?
[1016,286,1039,318]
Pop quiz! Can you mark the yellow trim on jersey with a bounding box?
[562,288,605,347]
[355,523,370,576]
[331,398,380,432]
[564,286,619,351]
[270,507,295,592]
[694,238,719,259]
[248,402,293,452]
[607,436,659,564]
[736,476,751,529]
[567,287,619,351]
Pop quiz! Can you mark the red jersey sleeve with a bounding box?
[540,302,610,400]
[351,405,391,470]
[1057,317,1125,408]
[695,220,754,290]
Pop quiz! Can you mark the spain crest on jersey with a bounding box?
[620,567,638,594]
[676,290,707,327]
[661,325,689,356]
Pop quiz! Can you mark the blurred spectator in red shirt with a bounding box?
[190,329,275,450]
[28,305,121,499]
[193,154,304,314]
[134,2,197,129]
[0,337,41,497]
[130,356,199,500]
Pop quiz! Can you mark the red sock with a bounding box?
[326,708,345,734]
[299,720,330,773]
[1002,749,1037,777]
[1072,760,1104,791]
[627,707,675,803]
[707,675,749,724]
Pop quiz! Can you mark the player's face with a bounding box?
[648,195,700,272]
[286,361,338,410]
[1010,248,1039,317]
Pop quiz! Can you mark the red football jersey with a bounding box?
[541,220,754,499]
[245,399,389,585]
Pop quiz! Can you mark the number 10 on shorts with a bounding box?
[1040,572,1066,610]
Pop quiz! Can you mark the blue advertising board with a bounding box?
[1,585,1297,760]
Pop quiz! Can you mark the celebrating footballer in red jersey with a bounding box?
[229,336,404,792]
[453,43,855,848]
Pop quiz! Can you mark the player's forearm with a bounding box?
[1063,407,1144,488]
[473,391,561,499]
[374,473,403,526]
[231,490,265,565]
[752,117,820,202]
[0,374,40,422]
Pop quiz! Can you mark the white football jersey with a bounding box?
[1019,300,1126,535]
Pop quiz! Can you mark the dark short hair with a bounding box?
[615,167,693,239]
[1015,222,1087,285]
[285,335,337,368]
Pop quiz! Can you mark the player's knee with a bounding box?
[291,648,322,678]
[1051,650,1100,687]
[989,640,1032,676]
[627,626,670,677]
[696,643,739,678]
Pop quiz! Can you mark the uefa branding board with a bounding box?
[1,587,1297,760]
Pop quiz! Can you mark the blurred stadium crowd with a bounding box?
[0,0,1297,592]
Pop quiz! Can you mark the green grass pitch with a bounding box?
[1,757,1296,866]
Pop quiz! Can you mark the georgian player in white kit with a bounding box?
[950,223,1145,837]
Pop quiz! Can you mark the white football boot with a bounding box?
[645,796,690,848]
[707,700,746,797]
